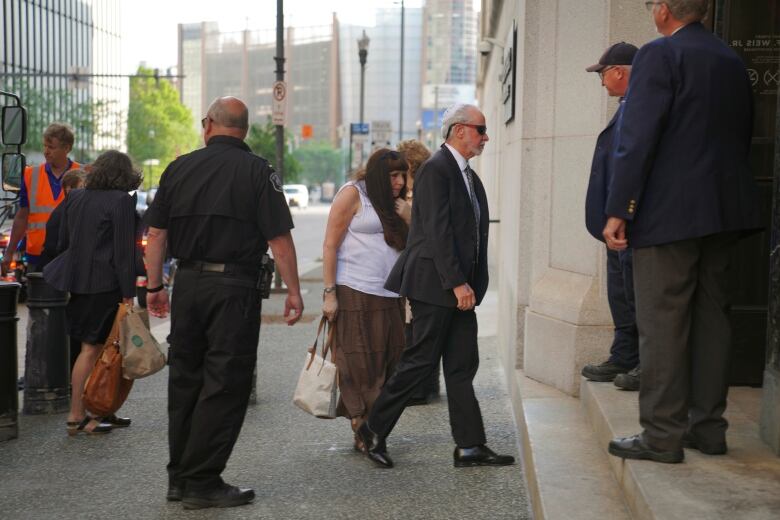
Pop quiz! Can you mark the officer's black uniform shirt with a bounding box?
[145,135,293,266]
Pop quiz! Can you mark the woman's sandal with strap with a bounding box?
[66,417,112,436]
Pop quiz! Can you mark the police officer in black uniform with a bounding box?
[145,96,303,510]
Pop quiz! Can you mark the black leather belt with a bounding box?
[178,260,258,278]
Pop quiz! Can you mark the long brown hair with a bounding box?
[355,148,409,251]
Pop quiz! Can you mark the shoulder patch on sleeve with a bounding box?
[269,170,284,192]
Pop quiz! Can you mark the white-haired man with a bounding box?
[356,103,515,469]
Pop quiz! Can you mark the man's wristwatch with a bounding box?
[323,285,337,295]
[146,284,165,294]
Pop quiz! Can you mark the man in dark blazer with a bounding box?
[604,0,761,463]
[582,42,642,391]
[356,104,514,469]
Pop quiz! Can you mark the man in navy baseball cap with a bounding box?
[586,41,639,72]
[582,41,641,392]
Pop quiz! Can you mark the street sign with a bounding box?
[272,81,287,125]
[371,120,392,151]
[350,123,369,135]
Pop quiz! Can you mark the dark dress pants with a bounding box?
[606,248,639,368]
[407,321,441,399]
[167,269,261,492]
[367,300,487,448]
[633,232,738,451]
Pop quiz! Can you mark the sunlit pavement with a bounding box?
[3,202,530,519]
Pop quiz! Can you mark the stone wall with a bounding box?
[477,0,656,395]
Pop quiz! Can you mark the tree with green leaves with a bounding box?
[127,65,199,189]
[245,118,301,184]
[2,79,120,162]
[292,141,343,186]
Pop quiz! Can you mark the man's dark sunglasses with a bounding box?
[447,122,488,136]
[200,116,211,129]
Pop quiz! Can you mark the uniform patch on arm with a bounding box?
[269,170,284,193]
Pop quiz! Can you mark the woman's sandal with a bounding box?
[66,416,112,436]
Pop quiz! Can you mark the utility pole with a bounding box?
[272,0,286,295]
[399,0,404,142]
[275,0,285,185]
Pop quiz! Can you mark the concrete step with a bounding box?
[511,370,631,519]
[581,379,780,519]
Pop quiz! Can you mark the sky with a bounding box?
[120,0,429,74]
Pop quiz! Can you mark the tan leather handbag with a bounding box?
[83,303,134,417]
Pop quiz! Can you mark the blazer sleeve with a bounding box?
[112,194,138,299]
[57,197,71,253]
[415,161,467,290]
[605,41,675,220]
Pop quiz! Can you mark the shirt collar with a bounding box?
[45,159,73,179]
[444,143,469,172]
[206,135,251,152]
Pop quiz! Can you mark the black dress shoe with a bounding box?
[581,361,629,382]
[166,484,183,502]
[104,414,132,427]
[608,434,683,464]
[453,445,515,467]
[682,432,727,455]
[356,422,394,468]
[181,483,255,510]
[614,366,641,391]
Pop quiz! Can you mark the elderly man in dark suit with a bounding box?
[582,42,641,391]
[604,0,761,463]
[356,103,514,469]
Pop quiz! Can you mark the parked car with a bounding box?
[283,184,309,209]
[134,190,149,217]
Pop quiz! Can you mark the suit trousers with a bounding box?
[606,248,639,368]
[633,232,738,450]
[367,300,487,447]
[166,269,261,492]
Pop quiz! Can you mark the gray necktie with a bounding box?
[464,165,480,254]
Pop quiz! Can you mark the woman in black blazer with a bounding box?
[44,150,141,435]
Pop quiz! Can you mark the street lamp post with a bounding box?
[358,30,370,125]
[142,158,159,191]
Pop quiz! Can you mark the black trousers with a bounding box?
[633,232,738,450]
[167,269,261,492]
[606,248,639,369]
[367,300,487,447]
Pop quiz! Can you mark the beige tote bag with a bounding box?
[293,317,339,419]
[120,305,166,379]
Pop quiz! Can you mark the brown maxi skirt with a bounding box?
[333,285,405,422]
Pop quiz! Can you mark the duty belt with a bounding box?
[178,260,258,278]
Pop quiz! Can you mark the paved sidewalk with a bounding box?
[0,272,530,519]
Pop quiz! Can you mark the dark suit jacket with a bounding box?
[43,188,137,298]
[385,144,490,307]
[606,23,762,248]
[585,104,622,241]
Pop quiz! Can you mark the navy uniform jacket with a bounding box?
[385,144,490,307]
[585,102,622,241]
[606,23,761,247]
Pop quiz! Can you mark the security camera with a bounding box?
[478,38,505,57]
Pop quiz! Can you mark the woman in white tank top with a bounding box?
[321,148,412,451]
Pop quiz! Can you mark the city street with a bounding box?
[1,201,530,520]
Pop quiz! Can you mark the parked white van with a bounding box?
[283,184,309,209]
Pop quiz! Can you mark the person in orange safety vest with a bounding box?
[1,123,80,272]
